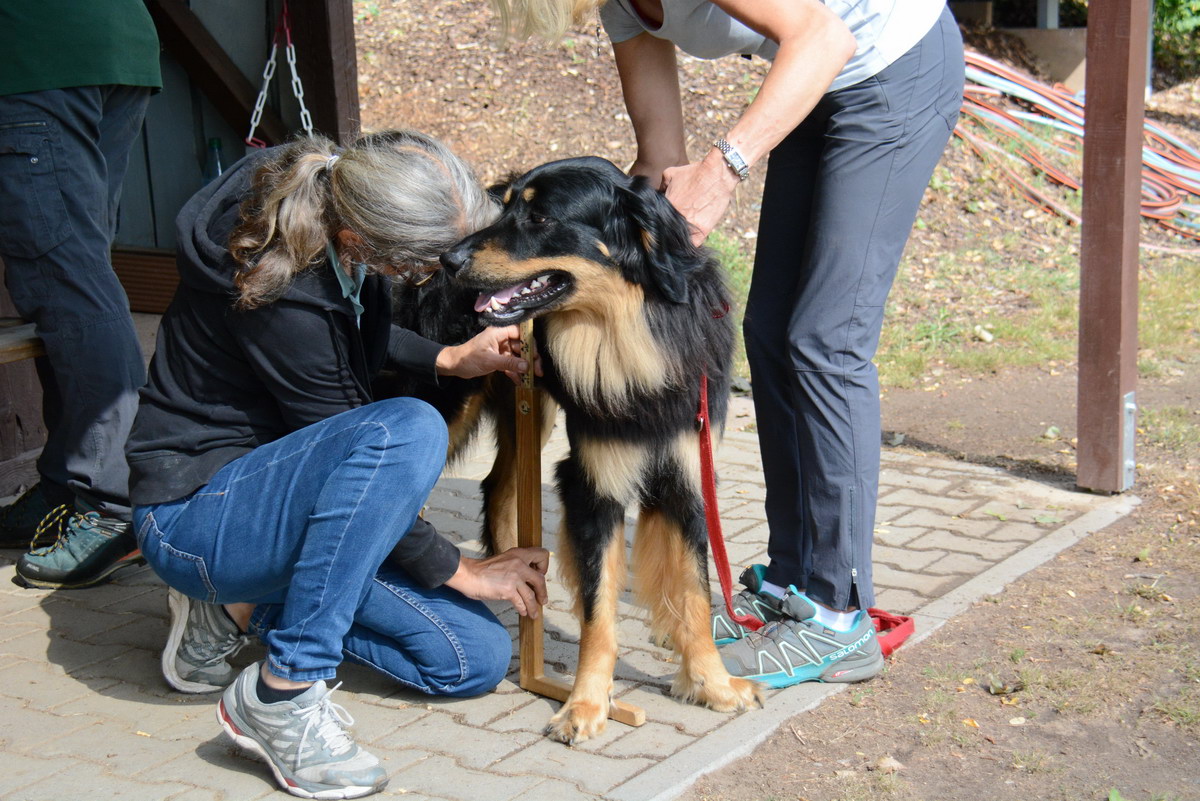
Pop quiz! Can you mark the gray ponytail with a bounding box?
[229,130,496,309]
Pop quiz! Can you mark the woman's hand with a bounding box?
[436,325,536,379]
[661,151,742,245]
[445,547,550,618]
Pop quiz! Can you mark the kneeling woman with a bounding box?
[126,130,547,799]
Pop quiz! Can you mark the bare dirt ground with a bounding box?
[355,4,1200,799]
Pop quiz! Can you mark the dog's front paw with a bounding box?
[544,698,609,745]
[674,671,764,713]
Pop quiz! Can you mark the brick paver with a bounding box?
[0,406,1133,801]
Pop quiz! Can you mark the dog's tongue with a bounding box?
[474,285,521,313]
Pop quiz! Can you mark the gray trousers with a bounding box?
[745,8,964,610]
[0,85,151,519]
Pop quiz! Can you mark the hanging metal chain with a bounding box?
[284,27,315,137]
[245,0,314,147]
[245,40,279,147]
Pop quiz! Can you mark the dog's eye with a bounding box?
[529,213,550,225]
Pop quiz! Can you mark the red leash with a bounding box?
[697,373,915,654]
[697,373,763,632]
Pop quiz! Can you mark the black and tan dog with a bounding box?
[387,156,762,744]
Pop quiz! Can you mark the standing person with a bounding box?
[0,1,161,588]
[127,130,549,799]
[489,0,964,687]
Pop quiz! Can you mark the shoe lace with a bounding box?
[291,682,356,764]
[28,505,74,554]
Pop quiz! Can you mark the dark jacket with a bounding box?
[126,149,459,586]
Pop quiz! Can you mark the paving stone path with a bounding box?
[0,415,1135,801]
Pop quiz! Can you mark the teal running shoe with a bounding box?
[711,565,785,645]
[14,504,142,589]
[719,590,884,688]
[0,484,56,549]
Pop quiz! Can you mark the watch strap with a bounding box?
[714,138,749,181]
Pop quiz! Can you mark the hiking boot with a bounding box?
[13,505,143,589]
[0,484,56,549]
[163,587,253,694]
[217,662,388,799]
[711,565,785,645]
[720,590,884,688]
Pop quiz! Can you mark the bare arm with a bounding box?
[619,0,856,242]
[613,33,688,187]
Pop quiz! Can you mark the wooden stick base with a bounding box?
[515,320,644,729]
[519,616,646,728]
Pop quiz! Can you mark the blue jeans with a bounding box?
[134,399,510,695]
[0,85,151,518]
[746,8,964,610]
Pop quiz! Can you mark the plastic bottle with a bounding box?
[202,137,224,182]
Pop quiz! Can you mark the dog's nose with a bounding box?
[440,245,469,277]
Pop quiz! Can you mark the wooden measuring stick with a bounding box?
[514,319,645,728]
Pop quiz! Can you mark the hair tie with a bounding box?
[326,153,340,169]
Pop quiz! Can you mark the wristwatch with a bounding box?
[714,138,749,181]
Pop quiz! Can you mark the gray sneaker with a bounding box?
[720,591,884,688]
[217,662,387,799]
[711,565,785,645]
[163,588,251,693]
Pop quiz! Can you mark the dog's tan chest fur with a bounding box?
[542,260,675,412]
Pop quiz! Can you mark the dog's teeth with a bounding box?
[531,278,546,289]
[490,298,503,310]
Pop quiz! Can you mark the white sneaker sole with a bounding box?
[216,699,384,800]
[162,589,227,694]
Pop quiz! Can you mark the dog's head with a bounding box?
[441,157,704,326]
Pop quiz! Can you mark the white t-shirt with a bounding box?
[600,0,947,91]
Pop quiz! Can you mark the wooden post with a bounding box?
[1076,0,1149,493]
[291,0,360,146]
[514,320,644,728]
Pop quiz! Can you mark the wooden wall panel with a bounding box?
[0,259,46,498]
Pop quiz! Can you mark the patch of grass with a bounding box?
[707,231,754,377]
[1011,749,1056,773]
[872,199,1199,389]
[1107,790,1185,801]
[1141,406,1200,454]
[921,664,973,684]
[822,770,905,801]
[1018,666,1106,714]
[848,687,877,707]
[1117,601,1153,623]
[1140,254,1200,366]
[1154,684,1200,729]
[879,237,1081,387]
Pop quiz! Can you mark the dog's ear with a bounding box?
[486,171,525,206]
[486,181,508,205]
[609,176,698,305]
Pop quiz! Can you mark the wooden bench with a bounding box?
[0,318,44,365]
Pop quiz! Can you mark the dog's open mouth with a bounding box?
[473,272,571,323]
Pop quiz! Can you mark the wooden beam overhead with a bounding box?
[1077,0,1149,493]
[147,0,288,146]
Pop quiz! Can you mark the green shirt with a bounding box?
[327,242,367,325]
[0,1,162,96]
